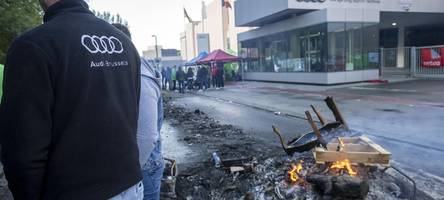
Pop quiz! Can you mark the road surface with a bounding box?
[170,79,444,198]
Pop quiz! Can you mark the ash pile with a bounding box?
[163,96,418,200]
[171,134,411,200]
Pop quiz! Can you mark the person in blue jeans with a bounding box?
[139,58,164,200]
[113,24,164,200]
[161,67,167,90]
[109,182,144,200]
[186,67,194,91]
[176,67,186,94]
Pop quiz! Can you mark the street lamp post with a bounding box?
[152,35,158,64]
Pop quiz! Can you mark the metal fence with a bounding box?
[380,45,444,78]
[380,47,412,77]
[412,45,444,78]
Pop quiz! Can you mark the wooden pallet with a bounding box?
[314,135,391,166]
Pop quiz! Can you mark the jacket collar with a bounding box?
[141,58,162,89]
[44,0,92,22]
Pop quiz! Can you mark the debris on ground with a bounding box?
[163,96,421,200]
[271,97,347,156]
[0,94,431,200]
[161,158,178,199]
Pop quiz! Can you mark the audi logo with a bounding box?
[81,35,124,54]
[296,0,326,2]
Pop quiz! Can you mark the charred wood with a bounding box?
[307,175,369,199]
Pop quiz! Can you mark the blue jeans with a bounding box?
[142,141,164,200]
[109,182,143,200]
[187,79,193,90]
[178,80,185,93]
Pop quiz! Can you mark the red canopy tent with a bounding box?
[197,49,240,64]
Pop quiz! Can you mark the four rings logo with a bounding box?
[81,35,124,54]
[296,0,326,2]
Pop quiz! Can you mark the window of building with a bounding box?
[288,31,304,72]
[239,22,378,73]
[261,33,288,72]
[239,40,260,72]
[345,22,363,71]
[362,23,380,70]
[328,23,346,72]
[304,23,327,72]
[227,37,231,50]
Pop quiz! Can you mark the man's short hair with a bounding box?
[112,23,131,39]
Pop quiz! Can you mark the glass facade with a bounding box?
[239,22,379,73]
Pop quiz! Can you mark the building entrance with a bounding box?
[300,33,322,72]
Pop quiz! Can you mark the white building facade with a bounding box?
[235,0,444,84]
[180,0,249,61]
[143,46,184,68]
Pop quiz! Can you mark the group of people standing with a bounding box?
[161,62,226,94]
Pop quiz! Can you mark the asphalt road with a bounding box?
[170,79,444,198]
[172,95,313,143]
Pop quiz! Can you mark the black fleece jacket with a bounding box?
[0,0,142,199]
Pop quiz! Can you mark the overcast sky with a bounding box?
[87,0,213,53]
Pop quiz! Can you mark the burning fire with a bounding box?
[288,161,303,183]
[330,159,357,176]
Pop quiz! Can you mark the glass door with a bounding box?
[309,33,322,72]
[300,33,322,72]
[300,35,309,72]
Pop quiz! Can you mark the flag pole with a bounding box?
[202,1,205,33]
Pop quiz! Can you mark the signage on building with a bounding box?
[368,52,379,63]
[296,0,326,2]
[296,0,380,3]
[399,0,413,11]
[330,0,380,3]
[421,48,444,68]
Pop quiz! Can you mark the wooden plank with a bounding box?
[326,143,375,152]
[325,97,349,129]
[272,125,289,149]
[359,135,391,155]
[305,111,325,146]
[314,148,390,166]
[314,136,391,166]
[339,137,361,144]
[311,105,327,125]
[230,166,245,173]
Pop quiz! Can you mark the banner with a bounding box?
[421,48,444,68]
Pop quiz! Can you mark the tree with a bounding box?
[92,10,129,27]
[0,0,42,63]
[0,3,129,64]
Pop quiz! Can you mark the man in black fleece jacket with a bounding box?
[0,0,143,199]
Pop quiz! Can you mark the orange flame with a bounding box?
[330,159,357,176]
[288,161,303,183]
